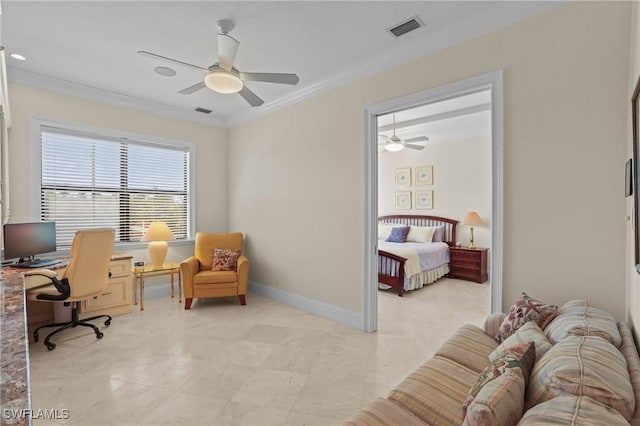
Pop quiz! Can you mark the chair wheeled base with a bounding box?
[33,301,112,351]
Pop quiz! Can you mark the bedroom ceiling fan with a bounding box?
[138,19,300,107]
[378,114,429,152]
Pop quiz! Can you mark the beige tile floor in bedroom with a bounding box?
[29,278,490,426]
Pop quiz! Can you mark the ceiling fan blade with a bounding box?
[138,50,208,71]
[218,33,239,71]
[238,86,264,107]
[405,143,425,150]
[405,136,430,143]
[178,81,206,95]
[378,134,390,142]
[239,72,300,85]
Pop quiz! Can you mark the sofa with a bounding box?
[344,296,640,425]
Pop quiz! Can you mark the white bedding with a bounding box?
[378,241,450,291]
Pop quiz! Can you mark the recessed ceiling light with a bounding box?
[154,66,176,77]
[10,53,26,61]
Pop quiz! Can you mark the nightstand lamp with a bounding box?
[141,221,175,268]
[461,211,485,249]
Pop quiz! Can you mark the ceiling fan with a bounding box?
[138,19,300,107]
[378,114,429,152]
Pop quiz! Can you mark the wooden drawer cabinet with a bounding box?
[79,257,133,318]
[448,247,488,283]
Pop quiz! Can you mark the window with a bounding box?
[39,126,191,247]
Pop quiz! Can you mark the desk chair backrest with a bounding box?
[195,232,243,271]
[62,228,115,299]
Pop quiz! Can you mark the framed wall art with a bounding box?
[395,191,411,210]
[415,166,433,185]
[415,191,433,209]
[395,168,411,186]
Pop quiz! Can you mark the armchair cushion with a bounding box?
[193,270,238,284]
[212,248,241,271]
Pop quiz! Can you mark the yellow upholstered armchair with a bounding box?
[181,232,249,309]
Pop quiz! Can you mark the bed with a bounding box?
[378,214,458,296]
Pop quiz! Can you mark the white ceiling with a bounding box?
[2,1,562,127]
[378,89,491,148]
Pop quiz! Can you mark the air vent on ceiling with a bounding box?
[195,107,212,114]
[387,16,425,38]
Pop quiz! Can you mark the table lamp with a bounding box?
[461,211,485,249]
[141,221,174,267]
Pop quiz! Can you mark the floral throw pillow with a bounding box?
[494,293,558,343]
[463,341,535,417]
[212,248,240,271]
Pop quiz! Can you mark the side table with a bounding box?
[448,246,488,283]
[133,262,182,310]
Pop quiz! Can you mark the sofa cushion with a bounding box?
[388,356,479,426]
[495,292,558,343]
[527,335,635,421]
[463,370,526,426]
[463,342,535,415]
[435,324,497,373]
[489,321,552,363]
[342,397,427,426]
[544,299,622,348]
[518,396,630,425]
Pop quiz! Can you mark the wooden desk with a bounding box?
[133,262,181,310]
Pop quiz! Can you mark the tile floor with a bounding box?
[28,278,490,425]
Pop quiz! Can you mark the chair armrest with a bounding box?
[24,268,58,279]
[25,269,70,301]
[180,256,200,298]
[237,255,249,294]
[484,312,506,338]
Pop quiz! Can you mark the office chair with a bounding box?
[26,228,115,351]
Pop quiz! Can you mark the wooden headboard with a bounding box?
[378,214,459,245]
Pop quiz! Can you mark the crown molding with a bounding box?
[8,2,561,130]
[7,67,227,128]
[227,1,562,127]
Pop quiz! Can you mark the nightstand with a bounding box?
[448,246,488,283]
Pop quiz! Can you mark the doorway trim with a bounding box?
[363,70,504,332]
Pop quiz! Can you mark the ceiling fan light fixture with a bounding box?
[204,69,243,94]
[385,142,404,152]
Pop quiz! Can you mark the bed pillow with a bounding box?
[432,225,445,242]
[212,248,240,271]
[378,223,394,240]
[494,292,558,343]
[406,226,437,243]
[385,226,410,243]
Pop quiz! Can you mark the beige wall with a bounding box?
[7,82,227,270]
[378,135,492,251]
[229,2,630,317]
[627,3,640,333]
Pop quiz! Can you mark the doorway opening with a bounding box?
[363,71,503,332]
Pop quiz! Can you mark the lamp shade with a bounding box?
[141,221,175,242]
[461,211,485,227]
[141,222,174,268]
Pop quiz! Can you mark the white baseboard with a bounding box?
[248,280,365,331]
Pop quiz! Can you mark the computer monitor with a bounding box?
[3,222,57,262]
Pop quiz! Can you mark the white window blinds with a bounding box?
[40,127,190,247]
